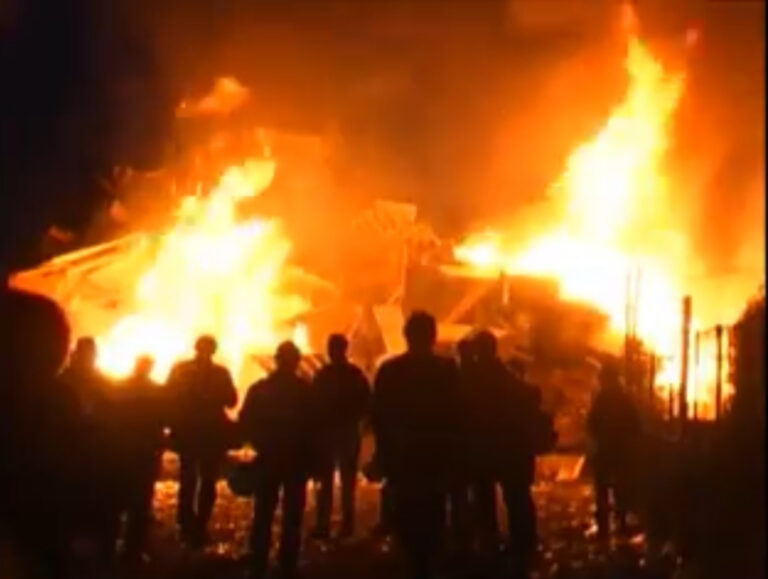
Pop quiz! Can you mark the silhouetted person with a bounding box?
[460,331,504,545]
[449,337,476,555]
[469,331,543,575]
[372,311,461,579]
[587,360,641,538]
[59,337,111,419]
[239,341,318,579]
[166,335,237,548]
[368,354,396,539]
[114,355,167,561]
[506,358,552,574]
[0,289,83,577]
[59,336,122,563]
[311,334,371,540]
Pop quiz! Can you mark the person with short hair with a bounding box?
[371,311,461,579]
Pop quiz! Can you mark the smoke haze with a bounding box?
[1,0,763,289]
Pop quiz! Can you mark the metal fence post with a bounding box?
[680,296,692,430]
[715,324,723,420]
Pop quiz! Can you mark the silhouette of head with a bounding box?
[71,337,98,370]
[457,337,475,365]
[474,330,498,361]
[133,355,154,379]
[1,289,70,381]
[403,311,437,354]
[327,334,348,364]
[194,335,217,361]
[275,341,301,374]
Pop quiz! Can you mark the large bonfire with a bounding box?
[8,8,751,420]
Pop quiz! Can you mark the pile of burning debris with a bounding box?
[9,178,608,455]
[8,12,756,450]
[8,190,604,368]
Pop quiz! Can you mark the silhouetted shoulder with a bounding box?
[373,354,405,388]
[168,360,194,379]
[377,353,410,373]
[347,362,369,382]
[247,377,270,392]
[212,362,234,377]
[239,378,269,422]
[425,353,460,377]
[312,365,334,385]
[349,362,367,375]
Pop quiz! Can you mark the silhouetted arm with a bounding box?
[164,363,184,430]
[219,368,238,409]
[165,364,182,394]
[353,367,372,422]
[371,367,386,443]
[238,384,259,446]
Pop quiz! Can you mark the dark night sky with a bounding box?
[1,0,764,275]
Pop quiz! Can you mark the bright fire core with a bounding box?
[96,157,309,384]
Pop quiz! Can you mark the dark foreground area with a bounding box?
[103,468,678,579]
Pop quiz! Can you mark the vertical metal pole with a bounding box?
[668,385,674,420]
[631,267,641,393]
[634,267,642,340]
[680,296,692,429]
[693,330,700,421]
[624,269,632,390]
[715,324,723,420]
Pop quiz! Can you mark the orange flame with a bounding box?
[456,34,686,348]
[454,26,732,414]
[96,157,310,385]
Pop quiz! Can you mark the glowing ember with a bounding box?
[96,157,309,384]
[454,24,729,412]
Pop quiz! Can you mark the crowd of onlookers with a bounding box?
[1,288,648,579]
